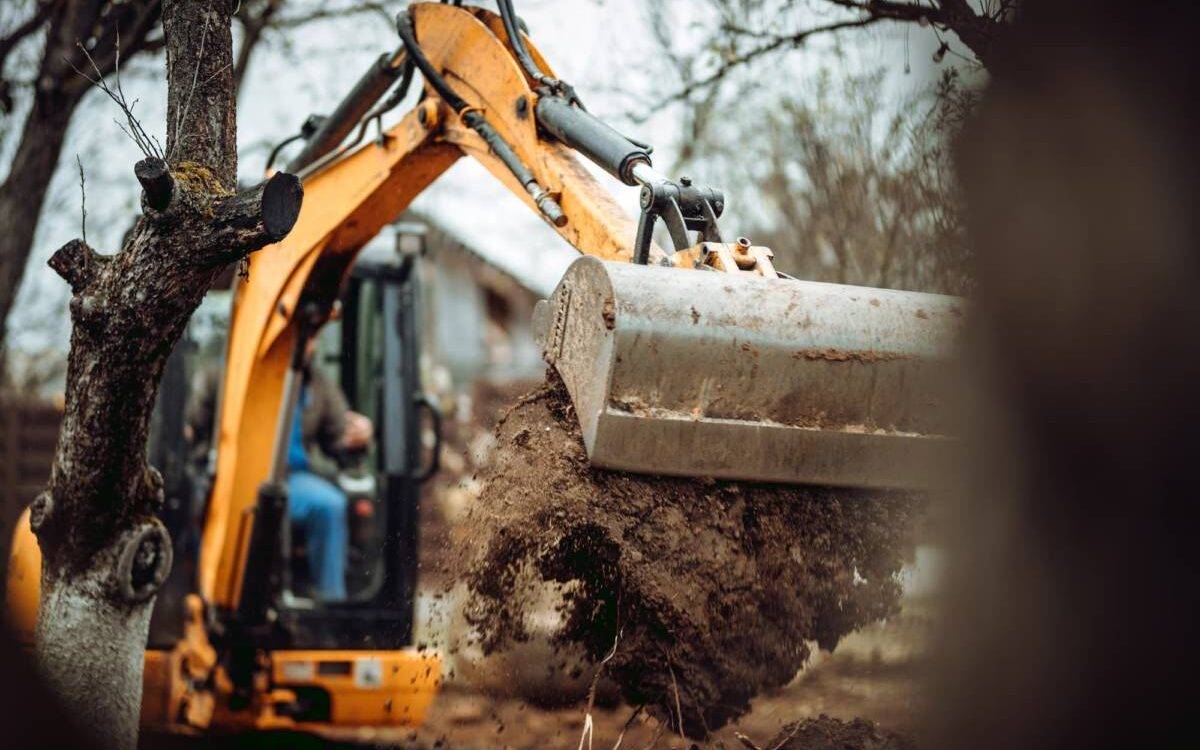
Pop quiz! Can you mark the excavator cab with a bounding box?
[133,224,443,732]
[6,224,443,733]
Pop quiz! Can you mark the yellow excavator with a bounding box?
[6,0,962,738]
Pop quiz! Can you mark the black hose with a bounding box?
[286,50,410,173]
[497,0,552,89]
[496,0,586,109]
[395,9,566,227]
[396,9,470,115]
[265,132,304,174]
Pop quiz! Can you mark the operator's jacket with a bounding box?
[187,364,349,476]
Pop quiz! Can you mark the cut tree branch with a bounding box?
[47,238,104,294]
[135,157,174,211]
[200,170,303,265]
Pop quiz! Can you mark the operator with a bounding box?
[187,339,373,601]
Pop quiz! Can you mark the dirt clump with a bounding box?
[762,715,916,750]
[460,375,922,738]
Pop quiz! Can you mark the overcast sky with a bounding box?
[1,0,955,358]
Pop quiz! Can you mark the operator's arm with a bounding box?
[312,370,350,460]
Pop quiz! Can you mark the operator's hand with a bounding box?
[342,411,373,450]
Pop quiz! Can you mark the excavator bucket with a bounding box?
[534,257,965,490]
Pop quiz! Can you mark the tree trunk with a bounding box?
[31,2,302,747]
[36,529,166,750]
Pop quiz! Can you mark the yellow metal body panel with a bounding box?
[139,596,218,731]
[199,110,458,607]
[140,649,182,728]
[4,508,38,642]
[271,650,441,727]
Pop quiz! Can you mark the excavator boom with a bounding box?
[204,1,965,609]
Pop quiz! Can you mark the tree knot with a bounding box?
[28,491,53,536]
[48,238,106,295]
[113,521,173,602]
[68,292,106,332]
[142,466,166,512]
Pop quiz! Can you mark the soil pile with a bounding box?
[764,716,916,750]
[460,375,922,737]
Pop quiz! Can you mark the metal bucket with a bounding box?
[533,257,965,489]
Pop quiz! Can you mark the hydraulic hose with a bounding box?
[395,9,566,227]
[497,0,585,108]
[497,0,553,90]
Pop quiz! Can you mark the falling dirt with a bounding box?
[459,374,923,738]
[761,716,916,750]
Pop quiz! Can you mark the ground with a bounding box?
[299,592,932,749]
[390,377,933,749]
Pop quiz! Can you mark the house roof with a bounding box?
[358,208,581,300]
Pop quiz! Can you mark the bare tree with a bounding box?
[29,1,302,747]
[742,69,972,294]
[0,1,165,353]
[0,0,397,354]
[634,0,1014,115]
[627,1,979,295]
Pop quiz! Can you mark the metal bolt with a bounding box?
[640,186,653,208]
[737,236,751,248]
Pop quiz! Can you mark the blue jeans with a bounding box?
[288,470,348,601]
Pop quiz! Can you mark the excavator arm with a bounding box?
[202,2,657,610]
[201,1,962,614]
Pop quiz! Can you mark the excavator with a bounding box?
[5,0,962,738]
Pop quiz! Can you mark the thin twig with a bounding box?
[767,721,804,750]
[199,62,232,89]
[734,732,764,750]
[666,658,685,743]
[69,40,163,159]
[75,155,87,244]
[577,627,624,750]
[630,16,879,121]
[578,712,595,750]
